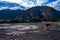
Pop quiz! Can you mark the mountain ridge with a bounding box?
[17,6,60,20]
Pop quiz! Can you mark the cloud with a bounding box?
[9,6,21,10]
[0,6,22,10]
[0,0,48,10]
[0,0,48,7]
[19,0,48,7]
[46,0,58,7]
[0,7,8,10]
[46,0,60,11]
[0,0,20,3]
[0,0,60,11]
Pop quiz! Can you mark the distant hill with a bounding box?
[0,9,24,20]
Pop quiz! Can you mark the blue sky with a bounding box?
[43,0,57,4]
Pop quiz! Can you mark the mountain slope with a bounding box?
[17,6,60,21]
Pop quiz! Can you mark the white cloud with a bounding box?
[0,6,22,10]
[19,0,48,7]
[0,7,8,10]
[0,0,48,7]
[9,6,21,10]
[0,0,21,3]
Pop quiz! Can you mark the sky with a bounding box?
[0,0,60,11]
[0,0,56,7]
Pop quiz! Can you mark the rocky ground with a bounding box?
[0,22,60,40]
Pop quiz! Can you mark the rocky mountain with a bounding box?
[17,6,60,21]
